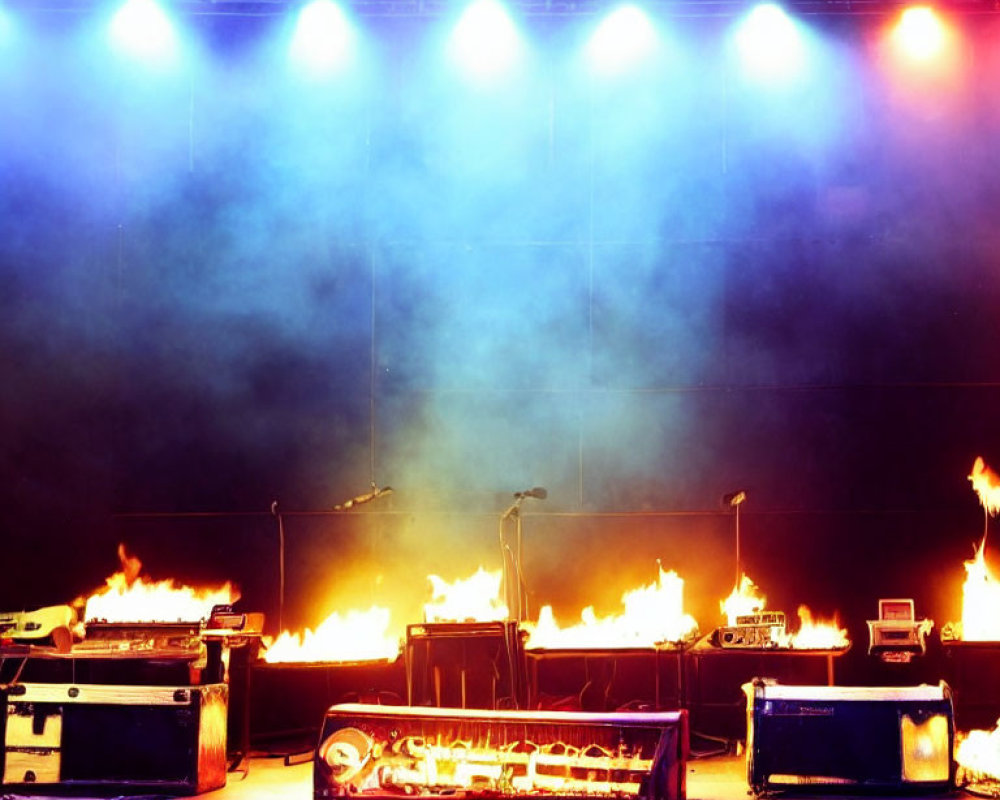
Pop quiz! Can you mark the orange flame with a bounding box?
[970,457,1000,517]
[958,721,1000,781]
[80,545,237,623]
[960,537,1000,641]
[721,572,849,650]
[523,566,699,649]
[423,568,509,623]
[778,605,849,650]
[264,607,401,664]
[721,574,765,626]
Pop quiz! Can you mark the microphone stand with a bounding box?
[271,486,392,635]
[725,490,748,589]
[500,489,545,623]
[499,498,525,622]
[271,501,285,634]
[498,487,545,710]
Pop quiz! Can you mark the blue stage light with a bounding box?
[733,3,806,84]
[585,4,658,77]
[0,6,12,49]
[108,0,179,66]
[289,0,355,78]
[447,0,523,84]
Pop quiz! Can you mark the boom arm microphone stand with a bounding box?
[499,487,547,622]
[723,489,748,588]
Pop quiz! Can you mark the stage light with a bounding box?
[0,6,12,49]
[108,0,179,66]
[289,0,355,78]
[585,4,659,76]
[447,0,523,83]
[733,3,806,84]
[892,6,945,61]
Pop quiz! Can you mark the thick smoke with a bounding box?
[2,11,1000,633]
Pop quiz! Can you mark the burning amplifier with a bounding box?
[717,612,786,650]
[1,681,228,795]
[744,679,954,795]
[867,598,933,662]
[314,703,688,800]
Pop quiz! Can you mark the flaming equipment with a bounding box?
[36,547,260,691]
[79,545,237,626]
[314,703,687,800]
[715,574,849,651]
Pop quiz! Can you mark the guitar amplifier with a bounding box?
[1,682,228,795]
[405,621,527,710]
[744,679,954,795]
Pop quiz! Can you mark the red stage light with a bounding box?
[892,6,945,62]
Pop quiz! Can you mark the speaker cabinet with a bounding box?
[405,622,526,710]
[2,682,228,795]
[745,680,954,795]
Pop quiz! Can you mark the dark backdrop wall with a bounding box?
[2,6,1000,667]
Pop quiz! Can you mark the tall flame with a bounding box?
[264,607,401,664]
[423,568,509,623]
[960,537,1000,641]
[776,605,849,650]
[81,544,237,623]
[957,458,1000,641]
[970,457,1000,518]
[721,574,765,626]
[523,566,699,649]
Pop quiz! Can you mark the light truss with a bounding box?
[6,0,1000,18]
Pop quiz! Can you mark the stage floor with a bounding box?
[195,753,959,800]
[202,754,751,800]
[2,752,964,800]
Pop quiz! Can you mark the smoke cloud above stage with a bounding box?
[2,7,1000,649]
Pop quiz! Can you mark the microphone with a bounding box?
[514,487,547,500]
[333,485,394,511]
[723,490,747,507]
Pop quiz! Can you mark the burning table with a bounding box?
[520,566,697,713]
